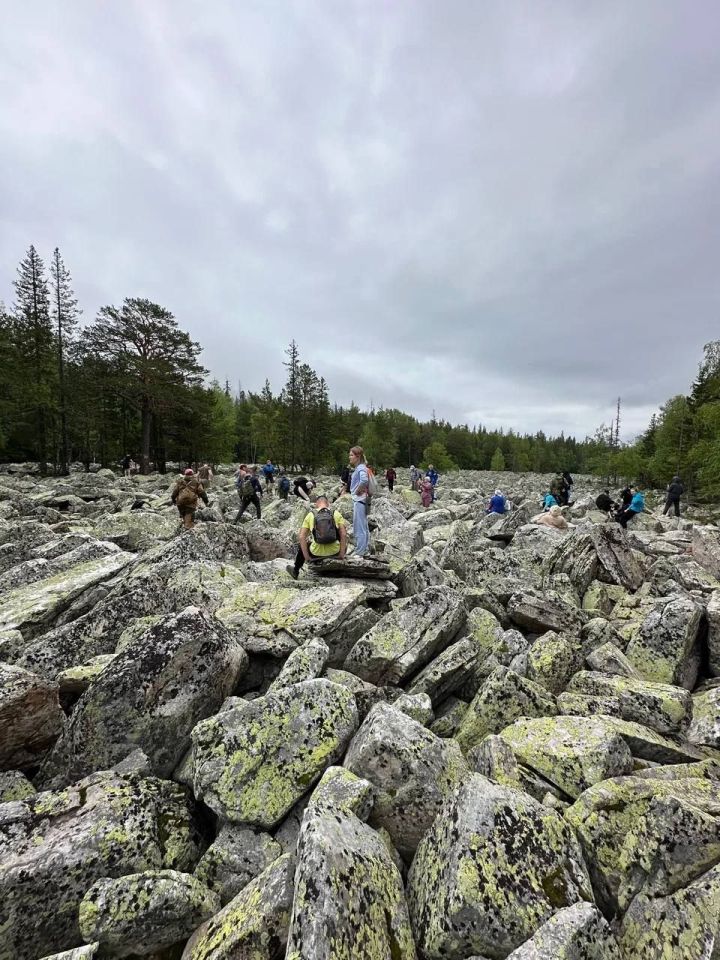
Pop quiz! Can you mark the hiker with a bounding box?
[349,445,370,556]
[287,495,347,579]
[663,476,684,517]
[385,466,397,492]
[543,491,558,511]
[619,486,633,509]
[550,474,564,504]
[487,489,506,514]
[198,462,213,487]
[532,505,569,530]
[426,464,439,502]
[561,471,574,505]
[340,464,351,495]
[235,465,262,521]
[293,476,315,502]
[616,487,644,529]
[262,459,276,492]
[278,471,291,500]
[595,489,615,513]
[409,465,421,489]
[120,454,132,477]
[171,468,209,530]
[420,476,433,508]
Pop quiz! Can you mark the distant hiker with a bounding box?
[121,454,132,477]
[544,492,558,511]
[619,486,633,508]
[420,477,433,508]
[340,465,351,495]
[595,490,615,513]
[550,475,564,503]
[663,476,684,517]
[278,471,291,500]
[262,459,276,492]
[293,476,315,502]
[287,495,347,579]
[409,465,420,489]
[349,445,370,556]
[561,471,574,505]
[172,468,208,530]
[198,462,213,486]
[385,466,397,492]
[532,505,569,530]
[616,487,645,529]
[235,465,262,521]
[487,489,506,514]
[426,464,439,502]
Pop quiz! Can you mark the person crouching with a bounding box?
[287,495,347,579]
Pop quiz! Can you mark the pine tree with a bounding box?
[50,248,80,474]
[490,447,506,471]
[13,245,54,471]
[281,340,301,467]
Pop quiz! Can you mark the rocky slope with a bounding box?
[0,465,719,959]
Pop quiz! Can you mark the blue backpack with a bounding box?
[279,476,290,493]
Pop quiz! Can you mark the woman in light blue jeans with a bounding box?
[349,445,370,556]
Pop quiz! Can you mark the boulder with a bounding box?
[192,679,358,827]
[568,671,692,736]
[506,902,621,959]
[526,631,583,694]
[407,636,486,705]
[584,641,638,678]
[0,663,64,770]
[687,686,720,749]
[40,607,248,786]
[548,524,644,594]
[0,769,35,802]
[344,702,468,859]
[508,589,584,635]
[707,590,720,677]
[692,525,720,579]
[0,770,202,960]
[343,586,465,685]
[267,638,329,691]
[397,547,446,597]
[624,594,702,689]
[407,773,593,959]
[78,870,219,957]
[194,824,282,905]
[308,555,393,579]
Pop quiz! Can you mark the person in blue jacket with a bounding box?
[487,489,506,514]
[617,487,644,529]
[425,465,439,502]
[543,492,558,511]
[261,459,276,492]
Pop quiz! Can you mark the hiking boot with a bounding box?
[286,565,299,580]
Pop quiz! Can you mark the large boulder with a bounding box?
[687,686,720,749]
[526,631,583,694]
[707,590,720,677]
[508,588,584,635]
[548,524,644,594]
[624,594,703,689]
[692,525,720,579]
[0,770,202,960]
[192,679,358,827]
[506,902,621,959]
[407,773,593,960]
[343,702,468,859]
[40,607,248,786]
[568,670,692,736]
[0,663,64,770]
[194,824,282,906]
[343,586,465,685]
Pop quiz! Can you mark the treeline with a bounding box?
[1,244,623,476]
[586,340,720,500]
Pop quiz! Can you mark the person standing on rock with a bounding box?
[409,464,420,489]
[420,476,433,508]
[262,459,276,493]
[385,466,397,492]
[339,464,351,495]
[561,471,574,505]
[171,468,209,530]
[198,462,213,487]
[235,465,263,521]
[425,464,439,502]
[616,486,644,529]
[287,495,347,579]
[663,476,684,517]
[120,454,132,477]
[349,445,370,556]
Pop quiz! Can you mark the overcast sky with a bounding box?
[2,2,719,441]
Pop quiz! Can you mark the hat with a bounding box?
[184,468,194,476]
[550,505,561,515]
[494,489,502,496]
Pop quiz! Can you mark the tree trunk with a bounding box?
[141,399,152,474]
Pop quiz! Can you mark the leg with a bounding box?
[353,499,369,556]
[252,494,261,519]
[662,499,670,515]
[674,499,680,517]
[182,510,194,530]
[235,497,248,522]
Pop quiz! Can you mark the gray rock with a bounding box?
[0,770,35,802]
[78,869,219,957]
[407,773,593,959]
[568,670,692,736]
[267,637,329,691]
[192,679,358,827]
[40,606,248,786]
[194,824,282,905]
[506,902,621,959]
[624,594,703,689]
[429,696,469,738]
[692,524,720,579]
[548,524,643,594]
[344,702,469,859]
[687,686,720,749]
[37,947,100,959]
[0,663,64,770]
[407,636,485,705]
[707,589,720,677]
[397,547,446,597]
[393,691,434,725]
[584,641,639,678]
[508,588,584,635]
[526,631,583,694]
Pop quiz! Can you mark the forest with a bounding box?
[1,246,718,496]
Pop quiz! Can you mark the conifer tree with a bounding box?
[50,248,80,474]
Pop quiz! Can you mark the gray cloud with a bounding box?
[2,0,719,440]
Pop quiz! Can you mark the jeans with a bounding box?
[663,497,680,517]
[353,498,369,556]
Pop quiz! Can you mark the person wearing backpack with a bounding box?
[409,465,420,490]
[663,476,684,517]
[385,466,397,492]
[425,464,439,502]
[278,471,291,500]
[262,459,276,492]
[234,465,263,521]
[286,495,347,579]
[349,445,370,556]
[171,468,209,530]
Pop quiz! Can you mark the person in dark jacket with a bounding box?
[595,490,615,513]
[616,487,645,529]
[561,471,574,505]
[385,467,397,492]
[293,476,315,501]
[663,476,684,517]
[235,465,263,521]
[172,469,209,530]
[619,486,633,508]
[340,465,351,495]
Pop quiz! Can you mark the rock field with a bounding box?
[0,464,719,959]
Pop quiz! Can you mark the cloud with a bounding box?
[1,0,719,441]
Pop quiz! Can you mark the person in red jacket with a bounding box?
[385,466,397,492]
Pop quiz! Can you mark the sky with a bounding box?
[2,1,719,442]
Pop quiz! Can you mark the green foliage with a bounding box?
[490,447,506,471]
[359,410,398,468]
[421,441,457,472]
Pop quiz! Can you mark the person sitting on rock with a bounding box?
[663,476,684,517]
[293,476,315,501]
[619,485,633,509]
[531,504,569,529]
[171,468,209,530]
[561,471,574,505]
[616,486,644,529]
[486,489,506,514]
[235,465,263,521]
[595,489,615,513]
[543,491,558,511]
[287,495,347,579]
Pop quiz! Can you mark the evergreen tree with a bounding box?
[422,440,457,471]
[50,248,80,473]
[490,446,506,471]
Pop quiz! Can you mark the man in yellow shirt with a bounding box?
[287,495,347,579]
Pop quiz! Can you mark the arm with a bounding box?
[200,486,209,505]
[297,486,310,502]
[299,525,312,561]
[171,483,179,504]
[338,523,347,559]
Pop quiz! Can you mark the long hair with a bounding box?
[350,445,366,462]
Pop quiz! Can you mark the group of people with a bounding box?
[407,464,439,507]
[541,472,574,510]
[595,476,683,528]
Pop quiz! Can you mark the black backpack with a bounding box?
[313,507,338,545]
